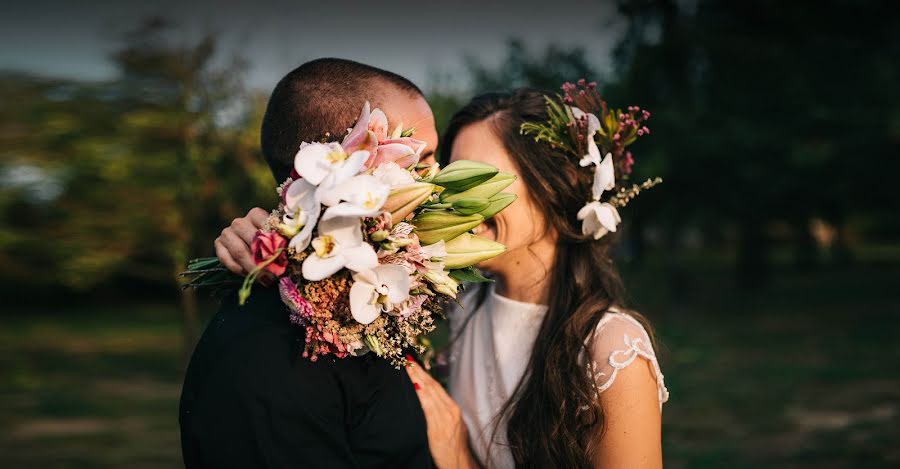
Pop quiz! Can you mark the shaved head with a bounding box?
[261,58,431,181]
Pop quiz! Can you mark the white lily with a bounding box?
[349,265,411,324]
[279,178,320,251]
[319,174,390,221]
[293,141,368,199]
[372,162,416,187]
[301,216,378,281]
[571,106,603,167]
[577,201,621,240]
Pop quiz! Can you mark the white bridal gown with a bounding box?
[448,284,669,469]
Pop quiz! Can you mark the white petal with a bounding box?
[349,281,380,325]
[372,162,416,187]
[288,231,312,252]
[284,178,317,210]
[585,112,601,135]
[318,216,363,247]
[301,252,346,281]
[333,150,369,185]
[577,201,598,221]
[591,153,616,200]
[321,202,381,221]
[294,143,332,185]
[351,269,379,287]
[593,203,620,237]
[375,265,411,304]
[342,244,379,273]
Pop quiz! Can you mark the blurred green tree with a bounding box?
[0,18,274,351]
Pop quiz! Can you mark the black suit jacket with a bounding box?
[179,286,433,468]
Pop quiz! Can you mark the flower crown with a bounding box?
[521,80,662,240]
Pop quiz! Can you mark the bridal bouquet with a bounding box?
[183,102,516,367]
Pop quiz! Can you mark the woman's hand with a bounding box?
[406,358,480,469]
[214,207,273,284]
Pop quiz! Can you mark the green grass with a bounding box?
[0,253,897,468]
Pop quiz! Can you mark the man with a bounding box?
[179,58,439,468]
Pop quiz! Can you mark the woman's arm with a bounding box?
[406,359,482,469]
[592,356,664,468]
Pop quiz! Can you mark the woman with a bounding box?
[216,88,668,468]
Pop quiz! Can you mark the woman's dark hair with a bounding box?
[441,89,655,468]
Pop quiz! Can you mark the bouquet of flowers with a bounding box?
[182,102,516,367]
[521,79,662,239]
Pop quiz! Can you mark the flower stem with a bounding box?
[237,248,285,305]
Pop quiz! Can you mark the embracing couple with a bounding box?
[180,58,668,469]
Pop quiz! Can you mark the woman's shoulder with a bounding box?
[588,308,670,408]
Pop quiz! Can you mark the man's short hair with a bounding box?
[261,58,423,181]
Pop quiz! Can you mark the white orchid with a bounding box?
[591,152,616,201]
[349,265,411,324]
[301,216,378,281]
[319,174,390,221]
[577,201,621,240]
[293,142,368,201]
[571,106,603,167]
[279,178,320,251]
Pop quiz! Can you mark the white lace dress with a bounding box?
[447,284,669,469]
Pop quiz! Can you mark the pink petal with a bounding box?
[381,137,426,156]
[368,108,389,142]
[372,142,417,168]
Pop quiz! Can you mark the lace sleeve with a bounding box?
[588,312,669,410]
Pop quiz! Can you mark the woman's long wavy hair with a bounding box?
[441,89,655,468]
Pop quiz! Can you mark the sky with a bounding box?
[0,0,625,92]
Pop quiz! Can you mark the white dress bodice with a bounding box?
[447,284,669,469]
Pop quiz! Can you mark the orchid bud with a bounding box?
[412,211,484,245]
[440,172,516,202]
[431,160,498,191]
[479,192,517,219]
[451,198,490,215]
[442,233,507,269]
[382,182,434,224]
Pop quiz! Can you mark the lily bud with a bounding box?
[452,198,490,215]
[441,172,516,202]
[431,160,498,191]
[443,233,507,269]
[412,211,484,245]
[479,192,517,219]
[382,182,434,224]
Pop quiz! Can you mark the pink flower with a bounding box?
[396,294,427,319]
[251,231,288,276]
[279,277,314,324]
[623,151,635,174]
